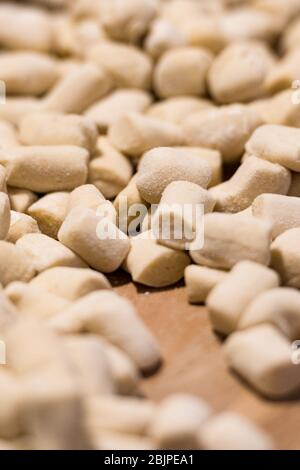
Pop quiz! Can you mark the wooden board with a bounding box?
[109,271,300,450]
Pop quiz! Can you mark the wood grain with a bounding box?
[109,271,300,450]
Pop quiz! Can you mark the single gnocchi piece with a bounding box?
[148,394,212,450]
[183,105,262,164]
[30,266,111,301]
[68,184,105,213]
[198,412,273,450]
[99,0,158,44]
[8,188,38,214]
[43,63,113,114]
[86,395,155,437]
[58,207,130,273]
[88,138,133,199]
[210,156,291,213]
[173,147,222,188]
[180,15,226,53]
[239,287,300,341]
[28,192,70,239]
[246,124,300,172]
[0,52,59,96]
[252,193,300,239]
[160,180,215,214]
[69,186,117,224]
[207,261,279,336]
[19,112,98,153]
[136,147,212,204]
[220,7,280,44]
[16,233,87,273]
[85,89,153,132]
[208,41,275,104]
[3,146,88,193]
[7,211,40,244]
[191,213,272,270]
[153,180,215,251]
[124,231,190,288]
[185,265,227,305]
[108,112,185,159]
[87,42,153,90]
[154,47,213,98]
[0,3,54,52]
[145,19,186,60]
[224,324,300,399]
[147,96,214,126]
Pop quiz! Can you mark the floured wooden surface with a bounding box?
[109,271,300,450]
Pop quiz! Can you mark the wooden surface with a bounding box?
[109,271,300,450]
